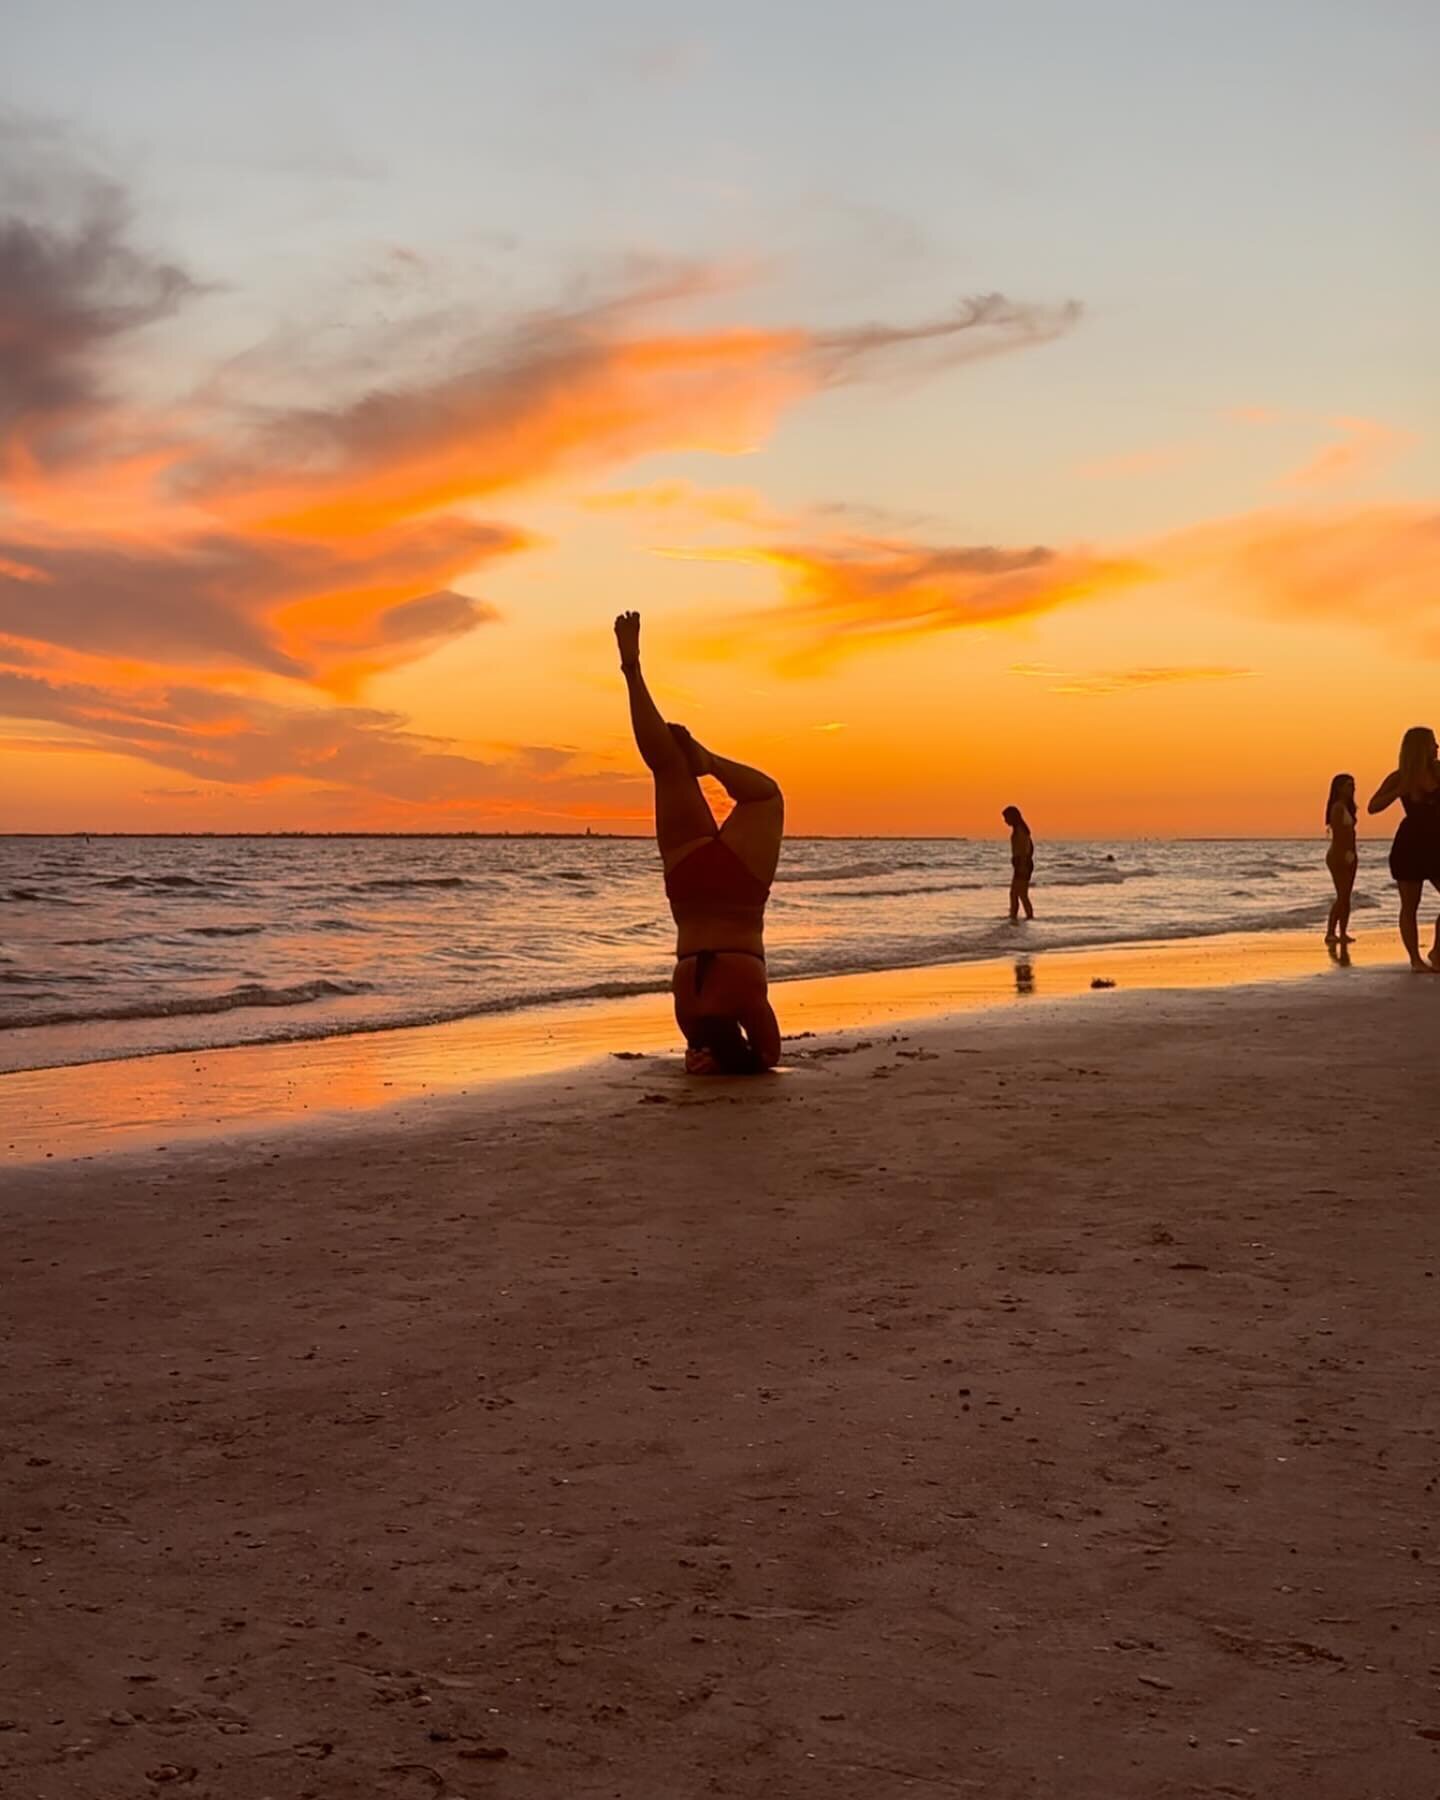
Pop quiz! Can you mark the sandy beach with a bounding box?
[3,969,1439,1799]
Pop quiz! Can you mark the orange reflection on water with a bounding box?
[0,927,1402,1165]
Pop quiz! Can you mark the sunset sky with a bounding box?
[2,0,1436,836]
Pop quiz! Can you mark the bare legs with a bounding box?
[672,727,784,885]
[615,613,715,859]
[1395,881,1434,971]
[1395,881,1440,970]
[672,728,780,805]
[1325,861,1355,944]
[1009,875,1034,922]
[615,613,783,881]
[1419,890,1440,971]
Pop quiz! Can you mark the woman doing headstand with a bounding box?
[616,611,783,1073]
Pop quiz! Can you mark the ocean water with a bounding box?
[0,834,1386,1073]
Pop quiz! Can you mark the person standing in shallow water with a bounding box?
[1324,772,1358,946]
[1368,725,1440,971]
[1003,806,1035,921]
[615,610,784,1073]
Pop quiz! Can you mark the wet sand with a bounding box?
[0,925,1400,1160]
[3,974,1439,1798]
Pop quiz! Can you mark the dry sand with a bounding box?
[3,975,1439,1799]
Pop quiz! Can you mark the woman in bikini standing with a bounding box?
[616,611,784,1072]
[1323,772,1357,946]
[1003,805,1035,921]
[1368,725,1440,971]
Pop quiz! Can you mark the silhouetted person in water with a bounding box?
[616,611,783,1072]
[1368,725,1440,971]
[1324,772,1357,945]
[1003,805,1034,921]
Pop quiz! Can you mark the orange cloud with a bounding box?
[0,666,646,815]
[583,481,781,528]
[0,516,524,683]
[673,497,1439,671]
[188,294,1078,539]
[683,536,1148,672]
[1159,504,1440,649]
[0,124,1083,805]
[1279,416,1416,489]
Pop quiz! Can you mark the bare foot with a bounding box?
[668,723,712,777]
[614,610,641,670]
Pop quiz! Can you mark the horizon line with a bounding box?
[0,830,1338,844]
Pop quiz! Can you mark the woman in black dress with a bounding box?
[1367,725,1440,970]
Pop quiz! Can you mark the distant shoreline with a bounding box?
[0,830,1359,842]
[0,830,656,841]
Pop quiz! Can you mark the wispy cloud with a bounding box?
[680,535,1147,672]
[582,480,782,528]
[810,294,1081,378]
[671,497,1440,671]
[1278,416,1415,489]
[0,667,645,813]
[1159,504,1440,652]
[0,117,199,475]
[0,517,523,687]
[1011,662,1252,695]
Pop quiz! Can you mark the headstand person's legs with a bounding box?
[673,726,784,884]
[615,612,715,858]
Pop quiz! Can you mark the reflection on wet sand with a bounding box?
[0,926,1400,1164]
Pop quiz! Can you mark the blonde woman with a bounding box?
[1367,726,1440,970]
[1323,772,1357,945]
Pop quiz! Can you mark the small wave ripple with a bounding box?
[4,977,372,1032]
